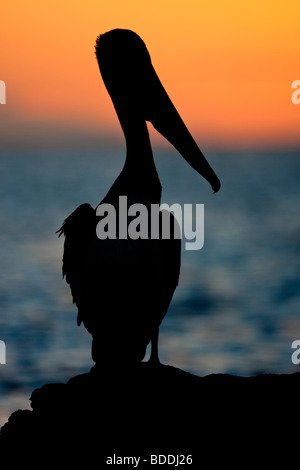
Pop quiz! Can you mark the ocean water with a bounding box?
[1,148,300,426]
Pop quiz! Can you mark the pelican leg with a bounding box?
[148,327,160,365]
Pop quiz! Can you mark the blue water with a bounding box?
[1,148,300,425]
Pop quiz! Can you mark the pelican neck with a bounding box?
[122,120,157,176]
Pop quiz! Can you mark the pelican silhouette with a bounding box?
[58,29,220,365]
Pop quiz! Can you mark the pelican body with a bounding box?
[58,29,220,365]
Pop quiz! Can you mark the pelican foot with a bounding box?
[147,354,161,366]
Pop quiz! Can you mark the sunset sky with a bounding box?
[1,0,299,150]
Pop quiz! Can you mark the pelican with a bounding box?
[58,29,220,365]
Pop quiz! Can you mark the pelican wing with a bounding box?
[158,210,181,324]
[57,203,95,325]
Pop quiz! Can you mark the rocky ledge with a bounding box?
[1,364,300,466]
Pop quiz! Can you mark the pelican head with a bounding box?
[95,29,220,193]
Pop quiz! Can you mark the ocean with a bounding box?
[1,147,300,426]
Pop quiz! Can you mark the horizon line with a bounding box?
[0,119,299,154]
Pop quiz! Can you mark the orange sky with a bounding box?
[1,0,300,150]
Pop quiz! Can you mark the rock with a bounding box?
[1,364,300,466]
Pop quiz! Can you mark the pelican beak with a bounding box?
[146,67,221,193]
